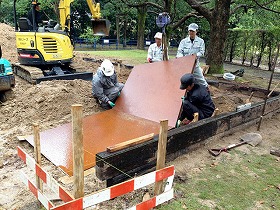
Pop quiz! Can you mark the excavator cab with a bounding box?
[91,19,110,36]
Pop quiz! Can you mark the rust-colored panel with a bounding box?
[114,56,196,127]
[25,109,160,175]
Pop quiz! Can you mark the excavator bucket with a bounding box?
[91,19,110,36]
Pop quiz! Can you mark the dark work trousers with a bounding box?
[182,101,205,121]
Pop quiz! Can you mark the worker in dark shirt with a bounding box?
[177,73,215,127]
[27,2,43,27]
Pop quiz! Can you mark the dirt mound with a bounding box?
[0,78,102,138]
[0,23,17,62]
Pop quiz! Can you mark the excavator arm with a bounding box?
[58,0,110,35]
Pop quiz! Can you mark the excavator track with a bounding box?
[12,63,44,84]
[12,63,93,84]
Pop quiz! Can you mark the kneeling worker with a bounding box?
[177,74,215,127]
[92,59,124,109]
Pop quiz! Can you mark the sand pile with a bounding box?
[0,23,17,62]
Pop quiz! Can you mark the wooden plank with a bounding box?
[154,120,168,195]
[33,124,43,192]
[72,104,84,199]
[58,168,96,185]
[107,133,154,153]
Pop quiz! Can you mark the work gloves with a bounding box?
[176,120,181,128]
[108,101,115,108]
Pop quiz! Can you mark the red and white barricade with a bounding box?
[18,146,175,210]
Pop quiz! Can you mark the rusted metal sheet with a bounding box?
[115,56,196,127]
[25,109,160,175]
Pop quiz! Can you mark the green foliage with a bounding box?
[79,27,100,41]
[224,28,280,67]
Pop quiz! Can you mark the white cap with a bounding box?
[100,59,114,76]
[154,32,162,39]
[188,23,199,31]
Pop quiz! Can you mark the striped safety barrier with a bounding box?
[52,165,175,210]
[20,170,54,210]
[17,146,74,202]
[18,146,174,210]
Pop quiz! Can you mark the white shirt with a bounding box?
[176,36,205,67]
[147,43,163,62]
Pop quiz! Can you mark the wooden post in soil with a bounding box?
[72,104,84,198]
[154,119,169,195]
[33,124,43,192]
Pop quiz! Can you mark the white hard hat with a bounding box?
[100,59,114,76]
[154,32,162,39]
[188,23,199,31]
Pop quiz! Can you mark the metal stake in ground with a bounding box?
[154,119,169,195]
[72,104,84,198]
[257,43,280,131]
[33,124,43,192]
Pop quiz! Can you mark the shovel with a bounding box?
[208,133,262,156]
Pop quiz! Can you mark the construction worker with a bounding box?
[147,32,163,63]
[27,2,43,27]
[92,59,124,110]
[176,23,208,88]
[177,74,214,127]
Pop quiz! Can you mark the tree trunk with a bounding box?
[206,0,231,74]
[242,36,248,65]
[123,18,127,48]
[136,6,147,50]
[116,16,120,47]
[256,31,266,68]
[229,38,237,62]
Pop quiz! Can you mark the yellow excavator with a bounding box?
[13,0,110,83]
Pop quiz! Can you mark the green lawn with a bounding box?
[77,49,177,65]
[77,50,148,65]
[159,151,280,209]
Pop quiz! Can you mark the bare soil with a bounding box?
[0,23,279,209]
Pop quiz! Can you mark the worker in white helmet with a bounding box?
[92,59,124,109]
[176,23,208,88]
[147,32,164,63]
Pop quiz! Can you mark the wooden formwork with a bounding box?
[96,85,280,186]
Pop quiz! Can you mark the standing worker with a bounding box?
[92,59,124,110]
[27,2,43,27]
[176,23,208,88]
[147,32,163,63]
[177,74,214,127]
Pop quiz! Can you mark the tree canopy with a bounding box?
[0,0,279,73]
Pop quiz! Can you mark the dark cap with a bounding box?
[180,74,194,89]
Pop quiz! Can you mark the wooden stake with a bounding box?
[33,124,43,192]
[212,108,219,117]
[192,112,199,123]
[246,92,254,103]
[72,104,84,198]
[154,120,168,195]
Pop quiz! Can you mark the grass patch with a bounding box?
[159,151,280,209]
[77,50,148,65]
[76,49,176,65]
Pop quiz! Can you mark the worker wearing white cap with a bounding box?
[92,59,124,109]
[176,23,208,88]
[147,32,163,63]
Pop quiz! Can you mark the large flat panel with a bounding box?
[114,56,196,127]
[25,109,160,175]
